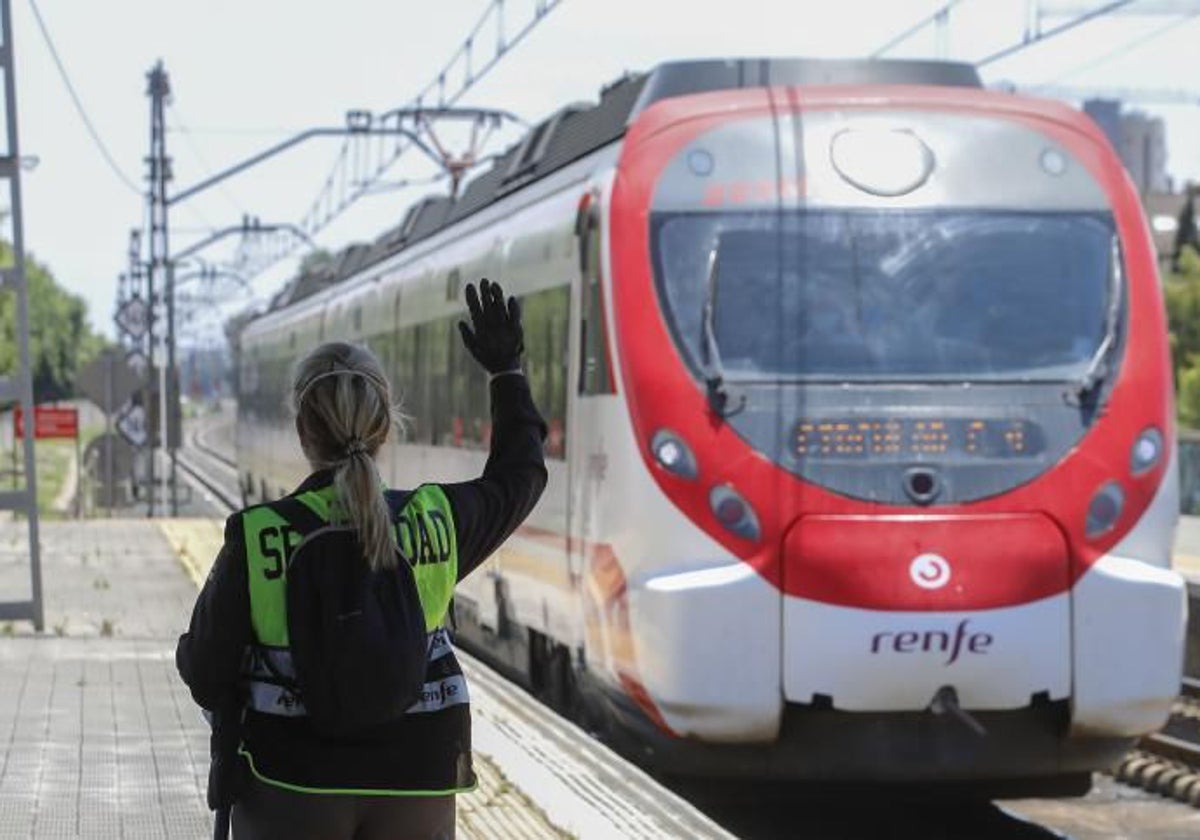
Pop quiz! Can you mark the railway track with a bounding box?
[175,420,241,514]
[1114,677,1200,806]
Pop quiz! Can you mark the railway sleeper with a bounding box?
[1112,750,1200,809]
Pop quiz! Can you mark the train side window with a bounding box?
[410,324,431,444]
[522,285,570,459]
[578,202,613,395]
[373,332,393,390]
[445,269,461,302]
[428,319,451,446]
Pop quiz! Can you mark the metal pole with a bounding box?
[146,61,171,517]
[74,423,81,518]
[104,351,113,516]
[167,261,177,515]
[2,0,44,630]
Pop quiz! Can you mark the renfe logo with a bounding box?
[909,553,951,589]
[870,619,994,666]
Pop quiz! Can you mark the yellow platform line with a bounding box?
[157,518,225,588]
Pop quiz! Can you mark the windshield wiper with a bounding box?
[1068,236,1123,406]
[701,243,745,419]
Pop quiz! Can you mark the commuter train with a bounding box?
[236,58,1187,796]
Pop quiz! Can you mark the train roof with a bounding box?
[631,58,979,116]
[251,57,982,325]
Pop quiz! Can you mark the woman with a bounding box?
[177,279,547,840]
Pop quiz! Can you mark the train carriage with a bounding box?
[237,58,1187,796]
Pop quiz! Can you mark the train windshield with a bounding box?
[651,209,1117,383]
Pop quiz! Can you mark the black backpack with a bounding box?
[274,496,429,736]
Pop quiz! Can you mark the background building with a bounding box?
[1084,98,1170,195]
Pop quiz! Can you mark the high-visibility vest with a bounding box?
[240,483,465,719]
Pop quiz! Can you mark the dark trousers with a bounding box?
[231,775,455,840]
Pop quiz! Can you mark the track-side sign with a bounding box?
[76,350,141,410]
[125,349,150,379]
[115,295,150,340]
[115,402,148,448]
[13,406,79,439]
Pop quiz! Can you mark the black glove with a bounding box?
[458,278,524,374]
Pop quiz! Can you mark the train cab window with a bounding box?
[652,209,1116,383]
[578,204,614,395]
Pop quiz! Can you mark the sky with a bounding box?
[7,0,1200,343]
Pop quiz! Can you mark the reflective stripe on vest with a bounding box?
[241,484,461,717]
[243,628,467,717]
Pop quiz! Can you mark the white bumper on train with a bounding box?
[1069,554,1186,736]
[629,561,782,742]
[628,555,1186,743]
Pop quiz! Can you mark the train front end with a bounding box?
[602,76,1186,791]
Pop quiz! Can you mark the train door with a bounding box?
[566,190,613,616]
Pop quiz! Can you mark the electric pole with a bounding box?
[146,62,175,516]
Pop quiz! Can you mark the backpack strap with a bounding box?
[272,494,326,536]
[244,495,327,701]
[385,489,414,519]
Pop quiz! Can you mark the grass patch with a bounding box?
[2,437,78,518]
[34,440,74,516]
[0,413,106,518]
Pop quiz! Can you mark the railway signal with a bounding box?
[115,401,148,448]
[125,349,149,379]
[115,294,150,340]
[77,349,142,410]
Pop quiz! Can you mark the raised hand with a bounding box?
[457,278,525,375]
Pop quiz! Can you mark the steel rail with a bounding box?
[175,449,239,514]
[189,426,238,472]
[1140,731,1200,768]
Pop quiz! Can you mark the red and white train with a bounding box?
[237,58,1187,795]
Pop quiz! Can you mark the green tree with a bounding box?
[1166,245,1200,426]
[1173,192,1198,274]
[0,242,107,404]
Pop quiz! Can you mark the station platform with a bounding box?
[0,519,732,840]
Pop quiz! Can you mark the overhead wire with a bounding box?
[1037,10,1200,85]
[871,0,971,58]
[238,0,563,280]
[977,0,1137,67]
[26,0,142,196]
[167,103,249,218]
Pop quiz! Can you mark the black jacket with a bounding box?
[176,374,547,793]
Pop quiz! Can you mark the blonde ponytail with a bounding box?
[290,342,402,572]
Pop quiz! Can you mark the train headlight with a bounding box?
[709,485,760,542]
[651,429,698,479]
[830,127,933,197]
[1130,427,1164,476]
[1085,481,1125,538]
